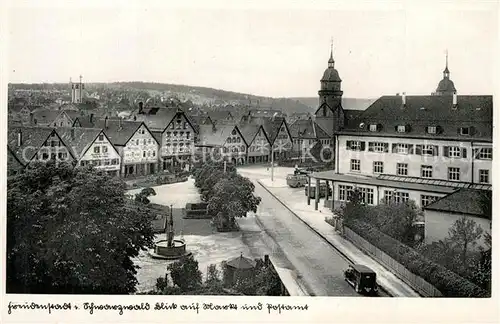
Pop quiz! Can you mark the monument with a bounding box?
[149,207,191,260]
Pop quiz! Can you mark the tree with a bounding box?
[448,216,484,265]
[207,175,261,231]
[7,162,155,294]
[167,254,202,292]
[135,187,156,204]
[371,199,422,245]
[335,187,366,224]
[205,264,222,288]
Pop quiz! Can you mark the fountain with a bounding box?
[149,206,191,260]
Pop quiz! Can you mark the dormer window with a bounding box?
[369,124,378,132]
[427,126,437,134]
[459,127,474,136]
[397,125,406,133]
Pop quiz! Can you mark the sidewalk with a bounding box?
[257,178,421,297]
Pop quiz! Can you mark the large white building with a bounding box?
[308,52,492,212]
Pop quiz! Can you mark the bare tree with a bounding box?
[448,216,483,264]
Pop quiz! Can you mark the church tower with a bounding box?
[71,75,84,103]
[432,51,457,96]
[315,41,345,130]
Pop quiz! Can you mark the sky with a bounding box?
[6,0,499,98]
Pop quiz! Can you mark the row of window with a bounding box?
[223,146,246,153]
[227,137,242,144]
[346,140,492,160]
[165,142,191,147]
[338,184,441,207]
[38,152,68,160]
[133,138,156,146]
[168,120,190,130]
[365,123,474,136]
[80,158,120,167]
[165,131,191,139]
[93,145,109,154]
[349,159,490,183]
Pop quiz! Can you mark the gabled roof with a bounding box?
[198,124,241,147]
[7,126,57,164]
[56,127,105,160]
[289,118,330,139]
[133,110,177,132]
[247,116,286,144]
[95,119,152,146]
[340,95,493,141]
[226,254,256,269]
[424,188,491,219]
[314,117,332,136]
[238,123,265,145]
[31,109,62,125]
[208,111,234,123]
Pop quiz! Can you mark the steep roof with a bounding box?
[198,124,239,147]
[31,109,62,125]
[314,117,335,137]
[238,123,262,145]
[7,126,57,164]
[340,95,493,141]
[424,188,492,219]
[57,127,103,159]
[289,119,330,139]
[226,254,256,270]
[133,109,177,132]
[94,119,145,146]
[208,111,233,123]
[436,78,456,94]
[248,116,285,144]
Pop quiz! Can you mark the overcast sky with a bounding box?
[6,1,499,98]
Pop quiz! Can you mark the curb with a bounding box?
[256,179,396,297]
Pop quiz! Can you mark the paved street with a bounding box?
[240,165,386,296]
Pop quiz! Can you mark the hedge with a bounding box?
[346,219,490,297]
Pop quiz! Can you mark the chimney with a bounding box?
[29,112,34,125]
[138,102,144,114]
[70,128,75,140]
[264,254,270,266]
[452,92,458,107]
[89,113,94,124]
[17,129,22,146]
[105,116,109,129]
[402,92,406,106]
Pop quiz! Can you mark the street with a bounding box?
[240,166,389,297]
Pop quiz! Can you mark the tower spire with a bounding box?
[328,38,335,68]
[443,50,450,78]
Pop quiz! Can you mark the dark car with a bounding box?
[344,264,378,296]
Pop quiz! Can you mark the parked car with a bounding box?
[344,264,378,296]
[286,174,308,188]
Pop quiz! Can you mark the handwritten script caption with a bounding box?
[7,301,309,316]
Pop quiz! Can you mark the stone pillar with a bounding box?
[330,181,336,212]
[315,178,320,211]
[307,176,311,205]
[120,163,126,178]
[325,180,330,201]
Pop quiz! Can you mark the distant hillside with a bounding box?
[291,97,377,111]
[8,82,375,115]
[105,82,315,114]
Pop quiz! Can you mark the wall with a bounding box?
[337,135,492,183]
[331,181,447,208]
[248,128,270,157]
[222,126,247,162]
[52,112,73,127]
[80,132,121,172]
[272,122,293,152]
[34,132,74,164]
[424,210,491,249]
[123,124,159,165]
[161,113,195,157]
